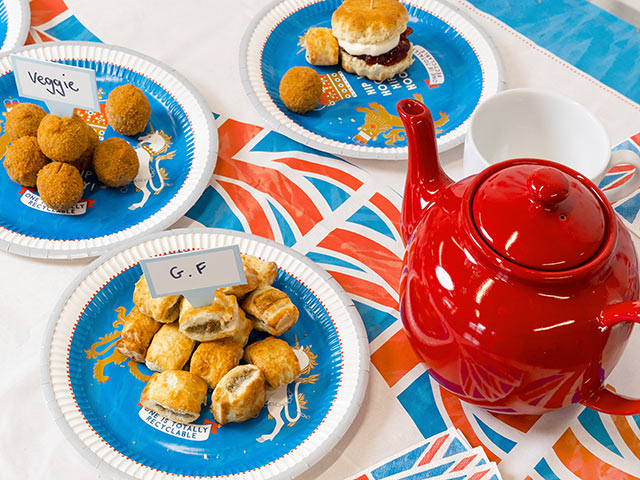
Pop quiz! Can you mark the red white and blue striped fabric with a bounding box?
[26,0,99,44]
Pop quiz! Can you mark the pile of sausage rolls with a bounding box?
[116,254,304,425]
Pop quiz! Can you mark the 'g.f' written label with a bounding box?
[11,55,100,116]
[139,245,247,308]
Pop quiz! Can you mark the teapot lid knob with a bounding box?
[527,167,570,207]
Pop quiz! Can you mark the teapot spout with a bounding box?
[397,99,452,244]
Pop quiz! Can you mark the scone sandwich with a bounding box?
[331,0,413,81]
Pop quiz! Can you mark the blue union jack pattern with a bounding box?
[27,2,640,478]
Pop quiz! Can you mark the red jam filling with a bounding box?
[344,27,413,67]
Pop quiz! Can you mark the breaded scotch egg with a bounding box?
[279,67,322,114]
[106,84,151,136]
[36,162,84,211]
[5,103,47,141]
[93,137,139,187]
[37,114,88,163]
[3,136,49,186]
[72,121,100,172]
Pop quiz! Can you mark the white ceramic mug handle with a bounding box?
[601,149,640,203]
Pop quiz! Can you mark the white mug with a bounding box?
[463,88,640,202]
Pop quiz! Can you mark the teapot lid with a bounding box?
[472,164,606,271]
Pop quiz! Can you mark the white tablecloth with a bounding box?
[2,1,640,478]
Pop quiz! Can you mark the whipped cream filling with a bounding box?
[338,34,400,56]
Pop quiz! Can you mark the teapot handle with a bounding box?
[580,301,640,415]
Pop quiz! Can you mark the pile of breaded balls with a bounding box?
[2,84,150,211]
[116,253,305,426]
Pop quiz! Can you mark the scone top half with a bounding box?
[331,0,409,55]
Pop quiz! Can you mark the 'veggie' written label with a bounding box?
[139,246,247,308]
[11,55,100,117]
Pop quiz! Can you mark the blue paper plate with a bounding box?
[43,229,369,479]
[0,42,217,258]
[241,0,504,159]
[0,0,29,53]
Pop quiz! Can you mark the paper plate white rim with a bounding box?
[1,0,29,53]
[240,0,505,160]
[0,41,218,259]
[41,227,370,480]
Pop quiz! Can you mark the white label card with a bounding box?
[139,246,246,308]
[10,55,100,117]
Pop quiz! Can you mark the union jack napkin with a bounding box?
[347,427,502,480]
[384,447,488,480]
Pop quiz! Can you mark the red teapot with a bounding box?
[397,98,640,415]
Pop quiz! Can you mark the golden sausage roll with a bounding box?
[220,263,259,298]
[133,274,182,323]
[241,254,278,287]
[189,338,243,389]
[244,337,301,389]
[116,306,161,363]
[179,291,240,342]
[145,322,195,372]
[304,27,339,66]
[232,308,253,346]
[241,285,299,336]
[210,365,266,425]
[140,370,208,424]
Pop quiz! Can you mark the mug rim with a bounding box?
[465,88,611,180]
